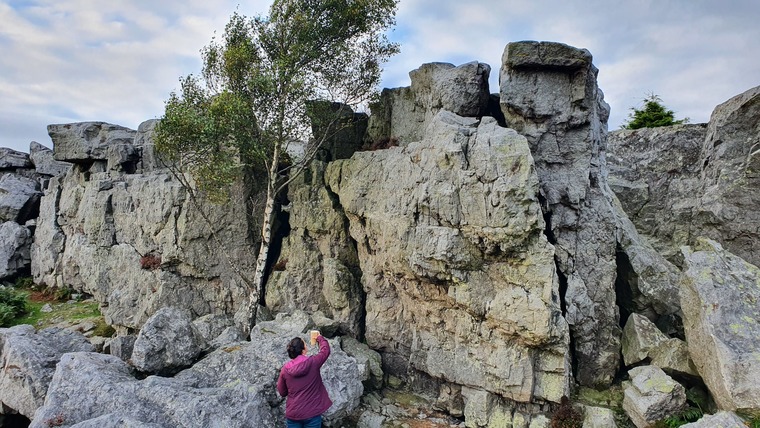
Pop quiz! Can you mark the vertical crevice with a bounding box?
[614,244,636,329]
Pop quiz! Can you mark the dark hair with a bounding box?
[287,337,305,359]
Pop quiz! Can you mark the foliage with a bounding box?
[15,276,34,289]
[0,287,27,327]
[551,396,584,428]
[623,94,689,129]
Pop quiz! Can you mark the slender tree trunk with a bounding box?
[247,142,281,334]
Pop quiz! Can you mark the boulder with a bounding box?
[648,338,699,380]
[0,325,94,418]
[29,142,71,177]
[30,312,363,427]
[680,238,760,416]
[0,221,32,279]
[366,61,491,145]
[130,307,208,375]
[0,148,32,169]
[622,366,686,428]
[681,411,747,428]
[582,405,617,428]
[0,173,40,223]
[48,122,137,167]
[341,336,383,390]
[621,313,668,366]
[500,40,619,387]
[328,110,570,410]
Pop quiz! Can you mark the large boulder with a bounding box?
[32,122,257,332]
[0,148,32,169]
[0,173,40,223]
[48,122,137,169]
[0,325,94,418]
[130,307,208,375]
[328,109,570,416]
[29,142,71,177]
[0,221,32,279]
[500,40,619,387]
[366,61,491,145]
[680,238,760,416]
[30,312,363,427]
[622,365,686,428]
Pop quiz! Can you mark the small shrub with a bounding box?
[92,318,116,337]
[0,287,27,327]
[551,396,583,428]
[14,276,34,289]
[140,253,162,270]
[272,258,288,271]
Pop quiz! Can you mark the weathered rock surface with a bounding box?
[623,366,686,428]
[0,173,40,223]
[130,307,207,375]
[680,238,760,416]
[608,85,760,267]
[648,338,699,381]
[32,120,256,332]
[49,122,137,166]
[69,413,164,428]
[681,411,747,428]
[0,325,94,418]
[328,110,570,413]
[621,313,668,366]
[366,61,491,145]
[30,312,363,427]
[0,148,32,169]
[29,142,71,177]
[500,40,618,387]
[0,221,32,279]
[582,405,617,428]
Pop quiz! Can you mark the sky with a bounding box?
[1,0,758,153]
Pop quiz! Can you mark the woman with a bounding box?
[276,332,332,428]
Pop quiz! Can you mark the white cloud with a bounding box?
[1,0,758,152]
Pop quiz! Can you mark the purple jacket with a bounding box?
[277,335,333,420]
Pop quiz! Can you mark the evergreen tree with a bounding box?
[623,94,689,129]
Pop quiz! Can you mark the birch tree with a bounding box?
[155,0,398,333]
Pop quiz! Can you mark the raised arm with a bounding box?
[312,335,331,367]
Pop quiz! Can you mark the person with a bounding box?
[276,332,332,428]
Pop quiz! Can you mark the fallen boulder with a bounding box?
[680,238,760,416]
[623,365,686,428]
[130,307,208,375]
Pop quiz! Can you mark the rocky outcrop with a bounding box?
[623,366,686,428]
[30,312,363,427]
[0,173,40,224]
[327,109,569,418]
[608,85,760,267]
[29,142,71,177]
[0,325,94,418]
[500,40,618,387]
[0,148,32,169]
[365,61,491,145]
[680,238,760,416]
[31,120,257,332]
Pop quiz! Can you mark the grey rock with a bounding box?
[29,141,71,177]
[0,148,32,169]
[649,338,700,380]
[366,61,491,145]
[500,40,619,387]
[0,325,94,418]
[681,411,747,428]
[341,336,383,390]
[328,111,570,407]
[109,335,136,362]
[0,221,31,279]
[130,307,207,375]
[582,405,617,428]
[621,313,668,366]
[622,366,686,428]
[680,238,760,415]
[133,119,165,173]
[0,173,40,223]
[69,413,164,428]
[48,122,136,164]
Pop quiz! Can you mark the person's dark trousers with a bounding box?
[286,415,321,428]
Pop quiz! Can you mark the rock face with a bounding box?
[0,325,94,418]
[31,120,257,332]
[500,40,618,387]
[608,85,760,267]
[30,312,363,427]
[680,238,760,416]
[0,221,32,278]
[327,110,570,414]
[365,61,491,145]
